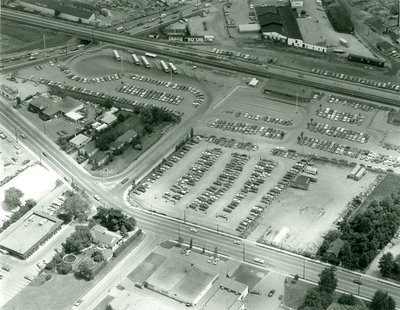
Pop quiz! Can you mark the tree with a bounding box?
[300,289,323,309]
[54,10,61,18]
[93,207,136,232]
[103,98,113,109]
[76,261,94,281]
[4,187,24,210]
[92,250,104,262]
[379,252,395,277]
[338,294,357,305]
[189,238,193,249]
[318,267,337,294]
[63,226,93,254]
[57,262,72,275]
[16,97,22,106]
[62,192,90,221]
[369,290,396,310]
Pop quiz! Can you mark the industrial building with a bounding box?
[0,84,18,101]
[0,211,62,259]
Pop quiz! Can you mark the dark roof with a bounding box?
[29,97,53,110]
[326,4,354,33]
[277,6,302,40]
[261,23,284,34]
[264,79,313,100]
[258,13,282,26]
[21,0,94,19]
[366,16,384,33]
[255,6,278,16]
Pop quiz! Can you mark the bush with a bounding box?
[57,262,72,275]
[338,294,358,306]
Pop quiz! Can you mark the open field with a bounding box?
[252,163,377,254]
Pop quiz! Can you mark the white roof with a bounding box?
[69,134,90,146]
[65,111,83,121]
[272,227,289,245]
[96,123,108,131]
[101,113,117,125]
[249,78,259,86]
[91,121,101,129]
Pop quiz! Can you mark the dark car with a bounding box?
[268,289,276,297]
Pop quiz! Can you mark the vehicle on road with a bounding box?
[94,195,100,201]
[254,257,264,264]
[185,249,191,256]
[121,177,129,184]
[268,289,276,297]
[42,152,48,157]
[20,133,26,139]
[234,240,240,245]
[2,265,11,272]
[208,256,213,263]
[353,279,362,285]
[74,299,83,306]
[190,228,198,233]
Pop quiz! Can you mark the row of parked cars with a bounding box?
[116,83,184,105]
[308,121,369,144]
[329,96,376,112]
[317,107,364,126]
[237,161,307,236]
[130,74,205,107]
[43,195,65,216]
[207,119,286,139]
[134,137,201,195]
[38,78,183,119]
[227,158,276,225]
[240,112,293,126]
[210,48,254,61]
[164,148,223,204]
[298,135,400,167]
[189,153,250,212]
[206,136,259,151]
[311,68,400,92]
[270,148,298,159]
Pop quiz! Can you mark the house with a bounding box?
[100,113,117,126]
[366,16,385,34]
[80,140,98,157]
[110,130,137,151]
[90,225,122,249]
[0,85,18,101]
[28,97,53,114]
[69,133,91,149]
[90,151,109,167]
[19,0,96,24]
[65,111,83,122]
[29,95,83,120]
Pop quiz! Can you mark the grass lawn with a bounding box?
[362,173,400,207]
[231,264,267,290]
[126,252,167,284]
[3,232,144,310]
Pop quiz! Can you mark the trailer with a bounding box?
[339,38,349,47]
[145,52,157,58]
[169,62,177,74]
[113,50,121,61]
[348,164,361,179]
[354,167,366,180]
[141,56,150,68]
[116,26,124,33]
[160,60,169,73]
[132,53,140,65]
[348,53,385,67]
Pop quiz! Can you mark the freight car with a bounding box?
[348,53,385,67]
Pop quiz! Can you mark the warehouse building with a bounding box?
[264,79,314,102]
[0,211,62,259]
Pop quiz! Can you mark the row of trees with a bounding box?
[379,252,400,281]
[318,194,400,270]
[300,267,395,310]
[57,191,91,223]
[92,207,136,236]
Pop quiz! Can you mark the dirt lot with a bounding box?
[251,162,377,254]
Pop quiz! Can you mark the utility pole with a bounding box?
[242,243,246,261]
[183,208,186,223]
[303,259,306,279]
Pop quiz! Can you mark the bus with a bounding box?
[145,52,157,58]
[333,49,345,54]
[113,50,121,61]
[132,53,140,65]
[169,62,177,74]
[116,26,124,33]
[160,60,169,73]
[141,56,150,68]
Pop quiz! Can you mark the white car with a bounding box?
[234,240,241,245]
[93,195,100,201]
[254,258,264,264]
[190,228,198,233]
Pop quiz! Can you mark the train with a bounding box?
[347,53,385,67]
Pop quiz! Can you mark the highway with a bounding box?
[2,9,400,107]
[1,98,400,307]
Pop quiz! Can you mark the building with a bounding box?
[202,287,245,310]
[80,140,98,157]
[248,78,259,87]
[238,24,261,33]
[100,113,117,126]
[165,23,187,36]
[186,36,204,42]
[28,96,53,114]
[145,257,219,306]
[90,225,122,249]
[305,166,318,175]
[264,79,314,102]
[324,3,354,33]
[290,0,303,7]
[29,95,83,120]
[109,290,173,310]
[0,84,18,101]
[168,35,184,41]
[388,109,400,126]
[220,278,248,300]
[290,175,310,190]
[0,211,62,259]
[366,16,385,34]
[69,133,91,149]
[19,0,96,24]
[65,111,83,122]
[110,130,137,151]
[90,151,109,167]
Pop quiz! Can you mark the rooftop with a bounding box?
[109,290,173,310]
[21,0,95,19]
[1,84,18,94]
[29,96,53,110]
[220,278,248,294]
[264,79,314,100]
[90,224,122,247]
[101,113,117,125]
[202,289,241,310]
[0,211,62,256]
[65,110,83,121]
[69,133,90,147]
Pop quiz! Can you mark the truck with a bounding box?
[141,56,150,68]
[160,60,169,73]
[354,167,366,181]
[339,38,349,47]
[348,164,361,179]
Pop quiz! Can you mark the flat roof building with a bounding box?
[146,257,219,306]
[101,113,117,125]
[0,211,62,259]
[264,79,314,102]
[0,84,18,101]
[290,175,310,190]
[69,133,91,149]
